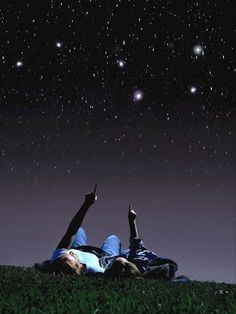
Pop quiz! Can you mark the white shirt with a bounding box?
[51,248,105,273]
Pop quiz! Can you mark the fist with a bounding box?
[85,192,97,205]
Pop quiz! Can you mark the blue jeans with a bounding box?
[71,227,121,257]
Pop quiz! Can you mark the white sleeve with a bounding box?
[51,248,68,262]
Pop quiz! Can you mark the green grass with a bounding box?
[0,266,235,314]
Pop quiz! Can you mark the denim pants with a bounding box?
[71,227,122,257]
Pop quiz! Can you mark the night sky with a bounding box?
[0,1,235,283]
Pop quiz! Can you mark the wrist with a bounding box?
[129,218,136,222]
[82,202,91,208]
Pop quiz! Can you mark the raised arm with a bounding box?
[128,205,139,239]
[57,190,97,249]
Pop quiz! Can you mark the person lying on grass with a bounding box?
[105,207,178,280]
[36,185,123,275]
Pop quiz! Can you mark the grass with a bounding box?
[0,266,235,313]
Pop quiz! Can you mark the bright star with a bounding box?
[190,86,197,94]
[117,60,125,68]
[16,61,23,67]
[133,90,144,101]
[193,45,204,56]
[56,42,62,48]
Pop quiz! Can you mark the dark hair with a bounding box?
[34,260,53,273]
[34,257,82,276]
[52,256,82,275]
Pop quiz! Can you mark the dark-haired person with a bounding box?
[42,187,122,275]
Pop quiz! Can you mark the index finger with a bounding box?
[94,184,97,194]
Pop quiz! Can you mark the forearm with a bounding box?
[67,202,90,235]
[129,218,139,239]
[57,202,90,249]
[56,191,97,249]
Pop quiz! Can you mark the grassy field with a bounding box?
[0,266,235,314]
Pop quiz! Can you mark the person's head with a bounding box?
[51,252,85,276]
[105,257,142,278]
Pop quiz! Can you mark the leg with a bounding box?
[71,227,88,248]
[101,235,121,256]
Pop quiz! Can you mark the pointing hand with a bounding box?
[84,185,98,205]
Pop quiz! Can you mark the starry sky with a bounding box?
[0,1,235,283]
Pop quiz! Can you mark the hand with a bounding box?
[128,205,136,221]
[84,192,97,206]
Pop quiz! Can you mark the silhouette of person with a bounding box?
[105,207,178,279]
[49,185,122,275]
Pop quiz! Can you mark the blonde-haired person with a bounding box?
[104,256,142,278]
[105,207,178,280]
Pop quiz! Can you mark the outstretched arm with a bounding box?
[57,188,97,249]
[128,205,139,239]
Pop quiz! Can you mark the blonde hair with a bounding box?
[105,257,142,278]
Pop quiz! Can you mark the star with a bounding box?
[133,90,144,102]
[193,45,204,56]
[56,42,62,48]
[190,86,197,94]
[16,61,23,67]
[117,60,125,68]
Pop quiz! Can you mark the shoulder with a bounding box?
[51,248,68,262]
